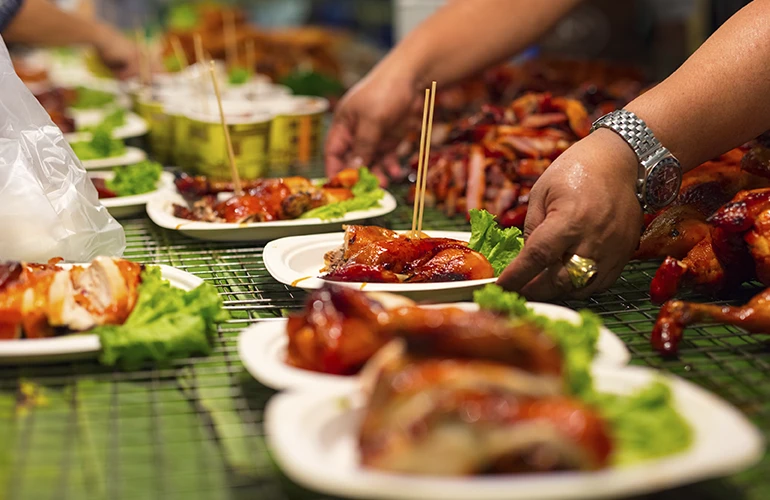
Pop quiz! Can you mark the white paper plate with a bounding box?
[0,265,203,364]
[146,187,398,242]
[66,111,149,140]
[80,146,147,170]
[90,171,175,218]
[265,364,764,500]
[263,231,497,301]
[239,302,631,392]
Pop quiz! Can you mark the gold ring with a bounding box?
[565,254,598,289]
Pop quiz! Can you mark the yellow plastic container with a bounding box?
[136,92,173,165]
[183,103,273,181]
[264,96,329,173]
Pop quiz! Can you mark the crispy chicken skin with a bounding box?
[321,225,494,283]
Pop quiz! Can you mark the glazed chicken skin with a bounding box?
[649,187,770,303]
[172,169,359,223]
[0,257,143,340]
[285,285,563,379]
[358,314,611,475]
[652,287,770,355]
[635,147,770,261]
[321,225,495,283]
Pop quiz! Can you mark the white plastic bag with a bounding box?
[0,37,125,262]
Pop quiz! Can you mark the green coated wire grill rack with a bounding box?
[0,185,769,500]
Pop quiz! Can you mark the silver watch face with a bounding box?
[643,157,682,210]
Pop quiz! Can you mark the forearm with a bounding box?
[3,0,116,48]
[626,0,770,171]
[379,0,583,90]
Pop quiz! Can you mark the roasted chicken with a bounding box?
[0,257,143,340]
[652,287,770,355]
[635,147,770,261]
[172,169,358,223]
[357,306,611,475]
[649,186,770,303]
[321,225,495,283]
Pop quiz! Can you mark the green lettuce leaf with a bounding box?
[473,284,692,464]
[71,127,126,161]
[91,266,229,370]
[589,382,693,465]
[300,167,384,220]
[228,67,251,85]
[467,209,524,276]
[106,160,163,197]
[70,86,115,109]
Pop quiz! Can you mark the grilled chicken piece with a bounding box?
[407,247,496,282]
[285,286,413,375]
[322,225,399,273]
[652,287,770,355]
[360,359,611,475]
[382,307,562,376]
[0,257,142,339]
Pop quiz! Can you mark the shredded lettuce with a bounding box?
[91,266,229,370]
[71,127,126,160]
[71,86,115,109]
[467,209,524,276]
[301,167,384,220]
[106,161,163,197]
[473,284,692,465]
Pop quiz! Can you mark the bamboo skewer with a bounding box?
[193,33,209,115]
[208,61,242,195]
[135,28,150,87]
[246,39,256,77]
[410,89,432,237]
[224,10,238,70]
[417,81,438,236]
[170,35,188,70]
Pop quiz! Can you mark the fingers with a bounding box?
[325,119,353,177]
[350,119,385,168]
[519,265,574,302]
[497,213,578,292]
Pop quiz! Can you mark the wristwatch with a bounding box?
[591,109,682,213]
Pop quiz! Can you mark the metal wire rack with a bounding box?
[1,186,769,500]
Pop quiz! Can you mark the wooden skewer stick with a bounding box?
[246,39,256,76]
[170,35,188,70]
[193,33,209,115]
[135,28,149,87]
[208,61,242,195]
[224,10,238,70]
[416,81,438,236]
[410,88,431,237]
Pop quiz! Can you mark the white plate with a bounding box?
[265,364,765,500]
[263,231,497,301]
[0,265,203,364]
[239,302,631,392]
[66,111,149,140]
[80,146,147,170]
[146,187,398,242]
[90,171,175,218]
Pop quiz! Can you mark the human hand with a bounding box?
[325,64,417,178]
[93,27,160,80]
[497,129,644,301]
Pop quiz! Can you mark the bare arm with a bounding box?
[326,0,583,175]
[627,0,770,171]
[3,0,148,79]
[390,0,584,90]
